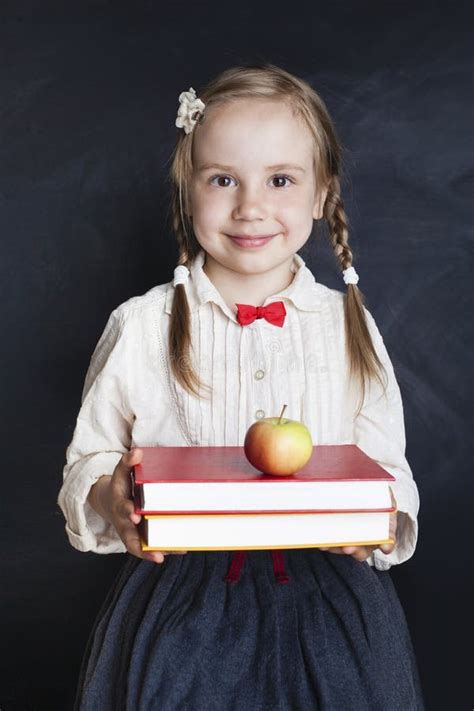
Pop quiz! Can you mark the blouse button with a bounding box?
[255,409,265,419]
[254,369,265,380]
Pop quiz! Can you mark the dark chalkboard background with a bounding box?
[1,2,472,709]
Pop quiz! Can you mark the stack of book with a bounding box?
[132,444,396,552]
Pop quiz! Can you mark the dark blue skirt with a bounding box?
[74,549,425,710]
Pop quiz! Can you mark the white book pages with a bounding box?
[139,481,391,512]
[143,511,392,550]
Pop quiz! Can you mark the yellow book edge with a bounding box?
[140,536,395,552]
[142,508,397,519]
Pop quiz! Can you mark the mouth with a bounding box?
[227,234,277,249]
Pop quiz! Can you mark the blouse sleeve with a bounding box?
[57,307,133,555]
[354,308,420,571]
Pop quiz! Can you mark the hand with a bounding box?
[319,488,397,562]
[88,447,188,564]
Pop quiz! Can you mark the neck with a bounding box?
[202,253,296,312]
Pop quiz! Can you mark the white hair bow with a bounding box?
[175,87,206,134]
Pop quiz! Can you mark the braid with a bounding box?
[324,177,388,414]
[325,176,352,271]
[168,186,211,400]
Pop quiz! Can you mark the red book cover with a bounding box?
[133,445,395,515]
[134,445,394,483]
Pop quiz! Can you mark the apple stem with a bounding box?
[278,404,287,425]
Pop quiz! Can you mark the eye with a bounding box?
[271,175,294,188]
[209,175,236,187]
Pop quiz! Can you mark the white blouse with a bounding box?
[58,249,420,571]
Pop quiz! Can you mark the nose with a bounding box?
[232,185,268,221]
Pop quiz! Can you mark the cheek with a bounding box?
[191,198,225,239]
[192,186,229,217]
[280,196,316,239]
[193,201,225,227]
[277,192,314,222]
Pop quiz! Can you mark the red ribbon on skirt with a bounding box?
[223,550,290,584]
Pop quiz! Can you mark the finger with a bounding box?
[112,448,144,492]
[129,510,142,525]
[119,520,165,563]
[342,546,371,561]
[118,446,144,474]
[110,449,144,518]
[379,541,396,554]
[350,546,376,562]
[112,492,139,525]
[321,545,375,561]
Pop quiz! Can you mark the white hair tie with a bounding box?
[173,265,190,287]
[342,266,359,285]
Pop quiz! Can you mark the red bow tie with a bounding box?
[236,301,286,327]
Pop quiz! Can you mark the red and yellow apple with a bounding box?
[244,404,313,476]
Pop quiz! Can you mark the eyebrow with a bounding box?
[197,162,306,174]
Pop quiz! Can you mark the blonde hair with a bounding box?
[167,62,387,414]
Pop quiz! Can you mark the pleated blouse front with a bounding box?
[167,252,349,451]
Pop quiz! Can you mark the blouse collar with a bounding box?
[165,248,324,320]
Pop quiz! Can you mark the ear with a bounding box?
[313,186,328,220]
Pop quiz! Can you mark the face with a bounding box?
[188,98,327,279]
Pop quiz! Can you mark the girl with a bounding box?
[59,63,424,709]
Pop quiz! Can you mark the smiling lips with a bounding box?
[229,234,276,239]
[228,234,277,248]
